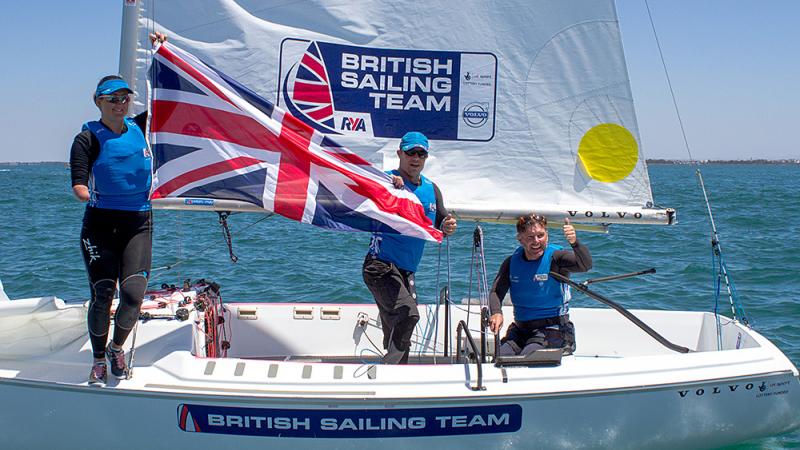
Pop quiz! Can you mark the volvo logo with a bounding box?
[462,102,489,128]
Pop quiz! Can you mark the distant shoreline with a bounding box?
[646,159,799,165]
[0,161,70,166]
[1,159,798,166]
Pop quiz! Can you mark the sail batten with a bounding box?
[129,0,673,226]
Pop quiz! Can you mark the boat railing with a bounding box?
[456,320,486,391]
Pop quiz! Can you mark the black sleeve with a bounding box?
[551,240,592,276]
[488,256,512,315]
[432,182,447,229]
[69,130,99,187]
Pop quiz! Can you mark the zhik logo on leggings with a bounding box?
[82,238,100,264]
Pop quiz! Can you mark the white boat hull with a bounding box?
[0,297,798,449]
[2,372,798,449]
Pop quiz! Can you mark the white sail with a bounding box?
[122,0,673,225]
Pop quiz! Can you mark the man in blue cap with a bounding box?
[363,131,457,364]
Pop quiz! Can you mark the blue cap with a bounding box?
[95,79,133,97]
[399,131,429,152]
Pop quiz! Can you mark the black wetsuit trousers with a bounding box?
[80,206,152,359]
[362,256,420,364]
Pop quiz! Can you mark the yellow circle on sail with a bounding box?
[578,123,638,182]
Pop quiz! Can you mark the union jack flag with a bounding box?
[149,43,442,242]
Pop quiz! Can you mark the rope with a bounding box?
[430,242,443,362]
[149,213,273,285]
[463,223,492,361]
[476,227,490,311]
[466,227,477,330]
[644,0,749,330]
[218,212,238,263]
[445,236,453,354]
[712,245,723,350]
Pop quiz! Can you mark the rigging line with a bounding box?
[149,213,274,279]
[219,212,238,263]
[449,304,487,315]
[477,228,490,311]
[177,209,183,288]
[445,236,453,355]
[466,228,477,332]
[643,0,694,162]
[718,249,746,320]
[644,0,747,326]
[415,304,433,359]
[712,244,723,350]
[431,241,443,362]
[421,304,438,357]
[473,225,490,349]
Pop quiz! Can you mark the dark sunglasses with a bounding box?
[99,94,131,104]
[517,213,547,232]
[403,149,428,158]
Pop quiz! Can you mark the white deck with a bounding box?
[0,300,795,396]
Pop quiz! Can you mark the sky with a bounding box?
[0,0,797,163]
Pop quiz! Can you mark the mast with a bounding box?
[119,0,141,105]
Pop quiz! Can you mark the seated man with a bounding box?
[488,214,591,356]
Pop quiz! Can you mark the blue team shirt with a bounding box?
[368,170,437,272]
[83,118,152,211]
[509,244,569,321]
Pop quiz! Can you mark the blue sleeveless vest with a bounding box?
[83,118,152,211]
[509,244,569,321]
[368,171,437,272]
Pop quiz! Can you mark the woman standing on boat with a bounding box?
[488,214,591,356]
[70,34,166,386]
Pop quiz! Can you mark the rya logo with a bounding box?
[340,117,366,132]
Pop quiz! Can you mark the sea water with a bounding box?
[0,163,798,448]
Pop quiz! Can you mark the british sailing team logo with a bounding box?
[178,404,201,432]
[282,41,337,134]
[279,39,498,141]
